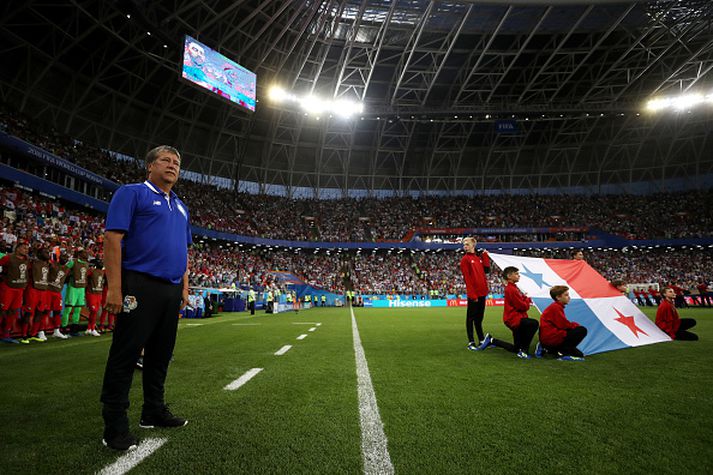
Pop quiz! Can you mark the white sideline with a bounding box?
[274,345,292,356]
[97,437,167,475]
[178,315,255,332]
[308,327,317,332]
[224,368,263,391]
[296,334,308,340]
[350,306,394,475]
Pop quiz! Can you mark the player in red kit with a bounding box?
[20,245,52,343]
[539,285,588,361]
[648,286,661,305]
[655,287,697,340]
[85,259,105,337]
[459,237,492,351]
[696,280,710,307]
[0,241,30,344]
[99,271,115,333]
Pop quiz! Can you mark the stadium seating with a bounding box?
[2,107,712,244]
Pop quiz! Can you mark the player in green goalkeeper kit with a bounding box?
[61,247,90,335]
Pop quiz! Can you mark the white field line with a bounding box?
[274,345,292,356]
[185,323,203,326]
[224,368,263,391]
[97,437,167,475]
[178,315,256,331]
[308,327,317,332]
[296,334,308,340]
[350,306,394,475]
[316,323,322,326]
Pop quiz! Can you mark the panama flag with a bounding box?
[488,254,671,355]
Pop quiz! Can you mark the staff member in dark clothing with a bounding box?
[100,145,191,451]
[459,237,491,351]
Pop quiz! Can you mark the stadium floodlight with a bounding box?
[267,84,364,119]
[268,86,290,102]
[646,92,711,112]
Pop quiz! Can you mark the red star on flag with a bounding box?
[613,308,648,338]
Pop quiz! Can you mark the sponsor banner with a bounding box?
[274,303,292,313]
[369,298,506,309]
[447,298,504,307]
[415,227,578,235]
[0,132,119,190]
[370,299,447,308]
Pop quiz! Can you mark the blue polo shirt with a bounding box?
[106,180,192,284]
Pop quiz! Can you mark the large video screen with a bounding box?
[181,35,256,112]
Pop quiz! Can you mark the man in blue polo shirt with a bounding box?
[99,145,191,451]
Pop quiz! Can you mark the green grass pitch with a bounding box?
[1,305,711,474]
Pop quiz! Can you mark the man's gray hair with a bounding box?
[145,145,181,167]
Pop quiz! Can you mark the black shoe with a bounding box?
[102,431,138,451]
[140,405,188,429]
[135,357,143,370]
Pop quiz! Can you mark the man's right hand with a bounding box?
[105,287,123,315]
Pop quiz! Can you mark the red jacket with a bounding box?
[539,301,579,347]
[459,251,490,299]
[655,299,680,339]
[503,282,531,330]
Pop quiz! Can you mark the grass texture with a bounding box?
[0,305,711,474]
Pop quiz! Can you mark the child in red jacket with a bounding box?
[539,285,588,361]
[655,287,697,340]
[460,237,491,351]
[490,266,539,359]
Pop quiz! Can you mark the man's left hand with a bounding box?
[181,288,190,309]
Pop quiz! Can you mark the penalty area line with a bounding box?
[224,368,263,391]
[97,437,167,475]
[350,306,394,475]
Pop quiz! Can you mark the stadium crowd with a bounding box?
[1,179,712,344]
[2,185,711,299]
[2,106,713,243]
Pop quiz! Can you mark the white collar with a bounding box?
[144,180,171,198]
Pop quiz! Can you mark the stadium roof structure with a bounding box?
[1,0,712,196]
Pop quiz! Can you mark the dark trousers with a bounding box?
[675,318,698,341]
[494,318,540,354]
[100,271,182,433]
[545,326,588,357]
[248,301,255,315]
[466,297,486,343]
